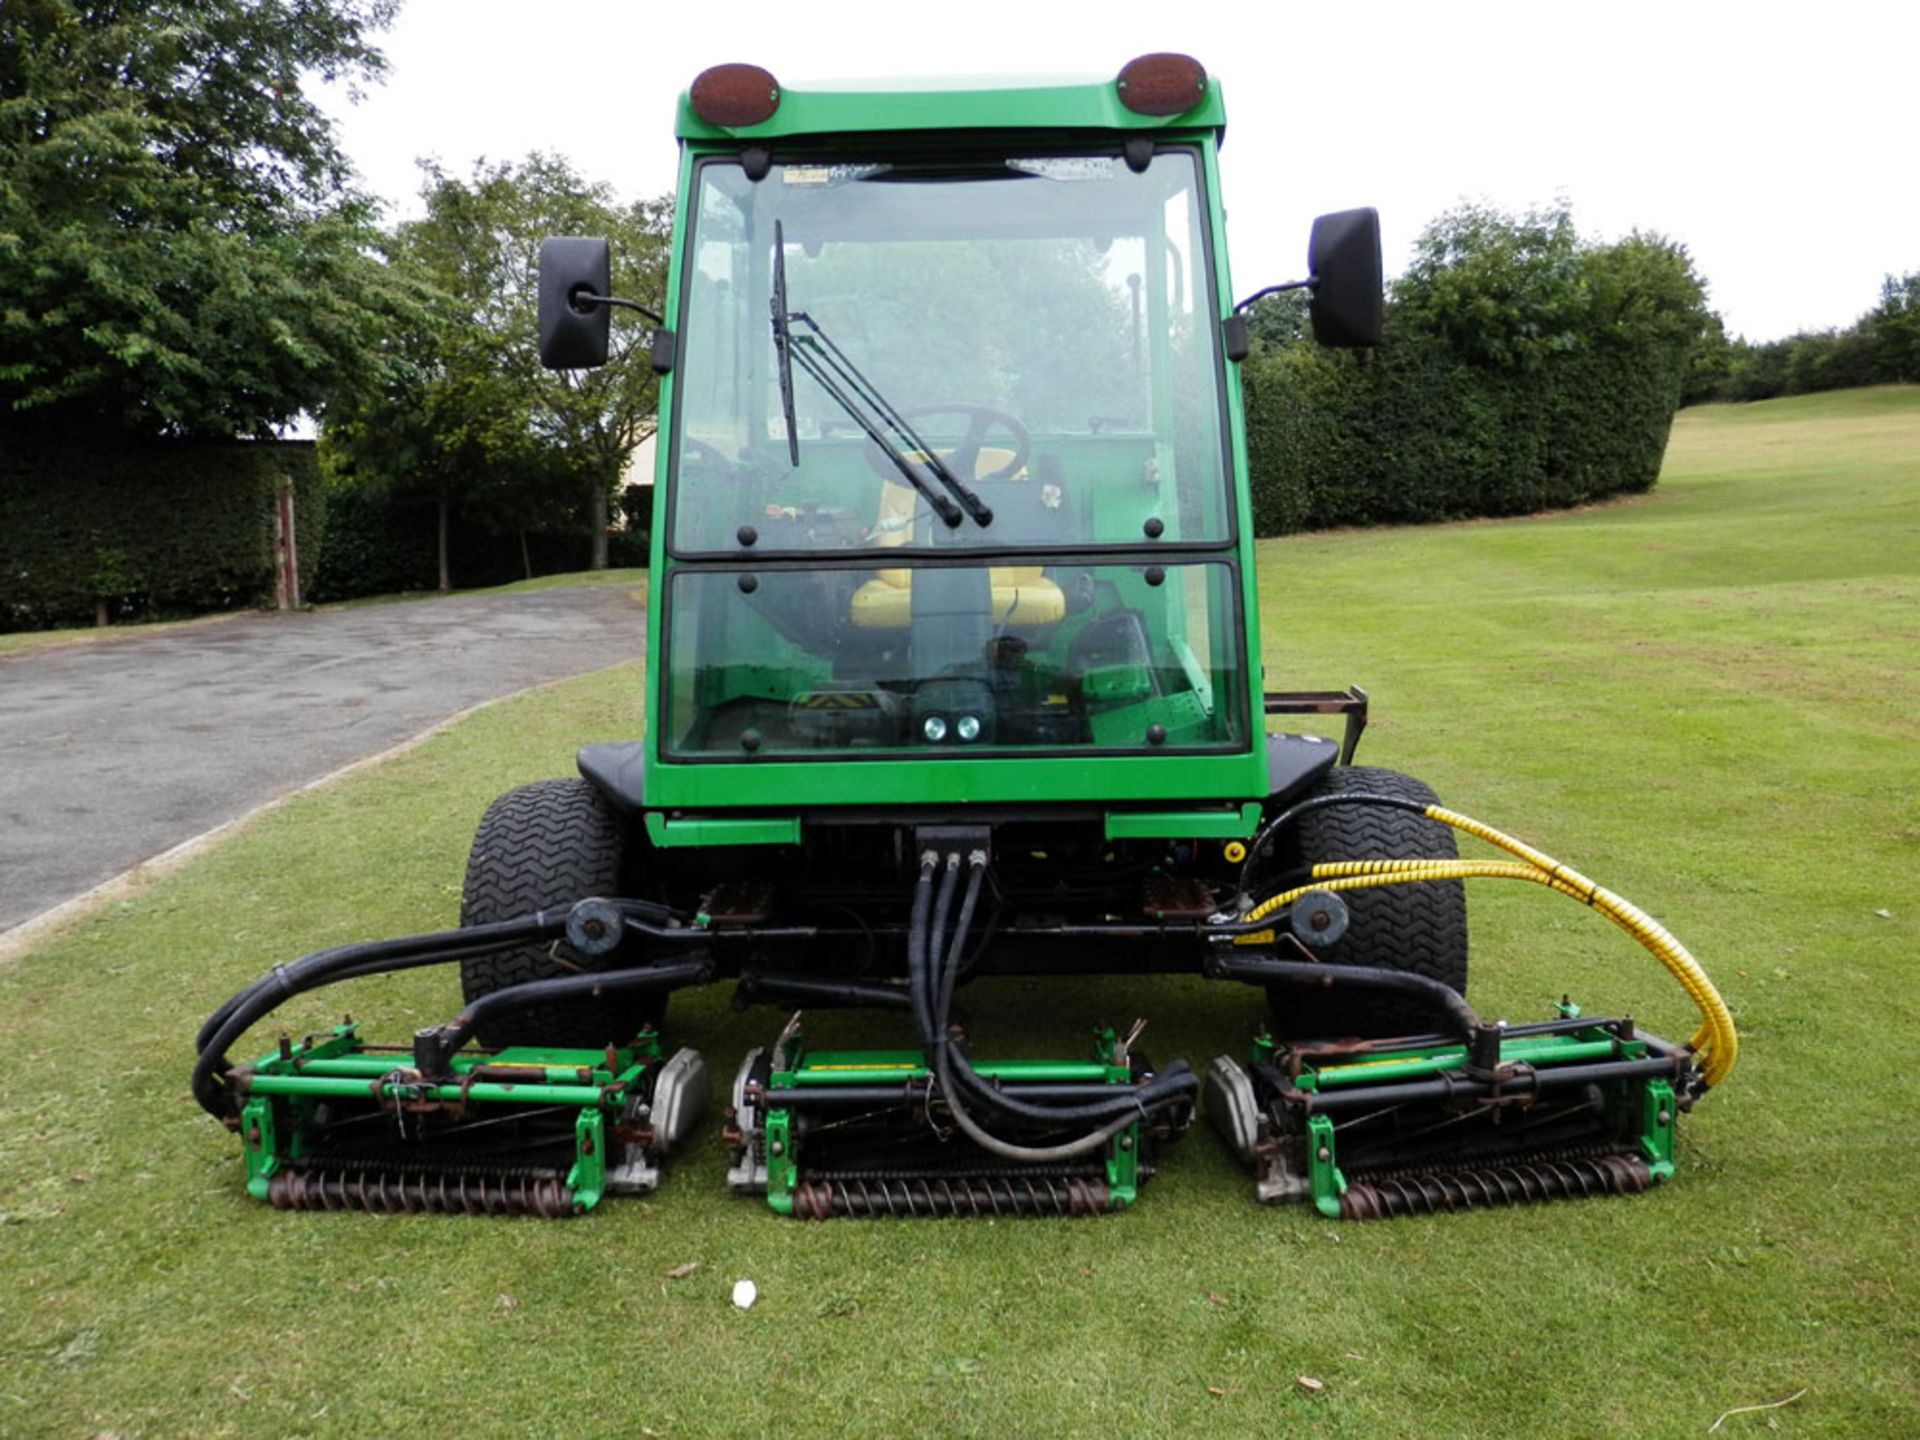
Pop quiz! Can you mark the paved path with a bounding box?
[0,588,645,935]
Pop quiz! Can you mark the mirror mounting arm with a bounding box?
[1231,278,1314,314]
[571,289,665,327]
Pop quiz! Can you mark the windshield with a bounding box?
[671,150,1231,555]
[665,561,1246,757]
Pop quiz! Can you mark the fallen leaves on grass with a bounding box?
[665,1262,698,1280]
[1296,1376,1326,1393]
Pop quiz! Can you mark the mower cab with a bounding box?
[196,56,1733,1220]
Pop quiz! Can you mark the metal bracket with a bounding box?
[1264,685,1369,765]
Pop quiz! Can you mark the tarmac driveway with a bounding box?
[0,587,646,935]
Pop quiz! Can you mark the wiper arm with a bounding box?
[768,223,992,529]
[770,220,801,468]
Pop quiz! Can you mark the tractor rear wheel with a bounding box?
[459,778,663,1048]
[1266,765,1468,1039]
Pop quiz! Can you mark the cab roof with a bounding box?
[674,68,1228,145]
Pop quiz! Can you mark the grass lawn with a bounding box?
[1,388,1915,1437]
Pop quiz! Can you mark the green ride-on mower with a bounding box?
[195,56,1737,1220]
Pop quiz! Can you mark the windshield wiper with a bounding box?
[770,219,802,469]
[768,220,992,529]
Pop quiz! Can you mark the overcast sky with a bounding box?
[317,0,1914,343]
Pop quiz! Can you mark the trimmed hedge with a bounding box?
[0,439,322,630]
[1243,212,1706,535]
[305,481,638,603]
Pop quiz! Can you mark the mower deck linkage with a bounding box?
[196,800,1730,1222]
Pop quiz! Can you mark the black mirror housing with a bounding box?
[1307,208,1382,348]
[538,236,613,369]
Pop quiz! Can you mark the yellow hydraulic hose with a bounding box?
[1241,808,1738,1088]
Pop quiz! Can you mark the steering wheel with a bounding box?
[863,403,1030,486]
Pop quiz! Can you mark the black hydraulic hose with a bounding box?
[937,850,987,1037]
[928,857,1196,1126]
[905,853,939,1050]
[738,974,912,1009]
[909,849,1197,1139]
[1236,791,1432,901]
[192,915,571,1117]
[194,916,561,1055]
[436,959,710,1051]
[933,1046,1147,1164]
[1213,953,1481,1041]
[908,851,962,1066]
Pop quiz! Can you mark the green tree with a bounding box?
[1394,201,1589,369]
[401,155,671,570]
[1864,271,1920,383]
[0,0,407,437]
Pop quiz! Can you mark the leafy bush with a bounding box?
[0,438,322,630]
[1244,204,1709,534]
[1683,270,1920,405]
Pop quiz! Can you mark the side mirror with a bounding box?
[537,236,612,369]
[1307,208,1382,348]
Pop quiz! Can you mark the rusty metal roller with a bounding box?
[267,1166,578,1218]
[1339,1153,1650,1220]
[791,1175,1111,1219]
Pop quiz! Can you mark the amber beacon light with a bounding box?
[1115,53,1207,116]
[690,63,782,127]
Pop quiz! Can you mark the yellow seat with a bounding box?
[850,448,1067,630]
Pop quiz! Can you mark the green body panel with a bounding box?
[640,74,1268,829]
[675,73,1228,145]
[644,813,802,848]
[1105,803,1261,841]
[645,750,1267,817]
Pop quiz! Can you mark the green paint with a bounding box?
[1301,1035,1640,1089]
[1103,803,1260,841]
[1641,1079,1677,1183]
[240,1095,278,1201]
[643,813,801,848]
[566,1109,606,1213]
[780,1050,1115,1086]
[1305,1114,1345,1220]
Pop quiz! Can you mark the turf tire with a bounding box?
[458,778,662,1048]
[1266,765,1469,1039]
